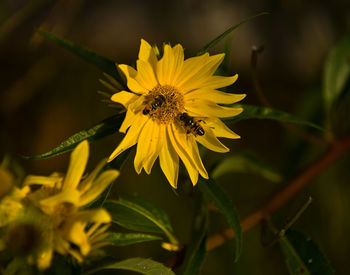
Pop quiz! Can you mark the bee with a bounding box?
[142,95,166,115]
[179,112,205,136]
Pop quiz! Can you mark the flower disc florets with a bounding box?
[143,85,184,124]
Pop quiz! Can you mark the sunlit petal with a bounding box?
[111,91,139,108]
[185,89,246,105]
[185,99,243,118]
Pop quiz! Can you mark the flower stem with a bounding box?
[206,132,350,251]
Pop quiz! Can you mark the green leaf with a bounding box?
[106,232,162,247]
[105,195,178,245]
[279,230,334,275]
[323,33,350,113]
[211,152,282,183]
[183,205,208,275]
[24,114,125,160]
[37,30,126,87]
[198,178,242,262]
[86,257,175,275]
[196,12,268,56]
[226,104,324,131]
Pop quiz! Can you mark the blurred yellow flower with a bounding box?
[109,39,245,188]
[21,141,119,269]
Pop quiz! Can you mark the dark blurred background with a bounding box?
[1,0,350,274]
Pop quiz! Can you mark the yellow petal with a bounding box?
[134,119,156,174]
[119,110,136,133]
[185,89,246,104]
[200,74,238,90]
[143,124,165,174]
[37,247,53,270]
[157,44,184,85]
[79,170,120,206]
[204,117,240,139]
[0,193,24,227]
[195,126,229,153]
[63,141,89,191]
[67,222,90,256]
[23,175,62,187]
[173,123,208,180]
[108,114,148,162]
[75,209,111,224]
[136,59,158,91]
[40,189,80,212]
[138,39,158,71]
[119,64,147,94]
[185,99,243,118]
[159,128,179,188]
[111,91,139,108]
[168,124,198,185]
[78,158,107,194]
[177,53,225,93]
[187,135,208,181]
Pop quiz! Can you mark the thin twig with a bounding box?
[206,132,350,251]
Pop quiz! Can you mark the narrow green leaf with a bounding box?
[198,178,242,261]
[86,257,174,275]
[37,30,126,87]
[196,12,268,56]
[323,33,350,113]
[279,230,334,275]
[183,205,208,275]
[211,152,282,183]
[106,232,162,247]
[226,104,324,131]
[105,195,178,245]
[24,114,125,160]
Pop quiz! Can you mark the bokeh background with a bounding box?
[1,0,350,274]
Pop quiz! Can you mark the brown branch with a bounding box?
[206,132,350,251]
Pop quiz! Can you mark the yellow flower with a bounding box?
[108,39,245,188]
[0,167,29,227]
[22,141,119,269]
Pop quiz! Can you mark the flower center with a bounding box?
[143,85,184,124]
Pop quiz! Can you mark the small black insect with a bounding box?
[143,95,166,115]
[179,112,205,136]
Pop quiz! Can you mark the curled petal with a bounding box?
[195,126,229,153]
[159,128,179,188]
[204,117,240,139]
[168,124,200,185]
